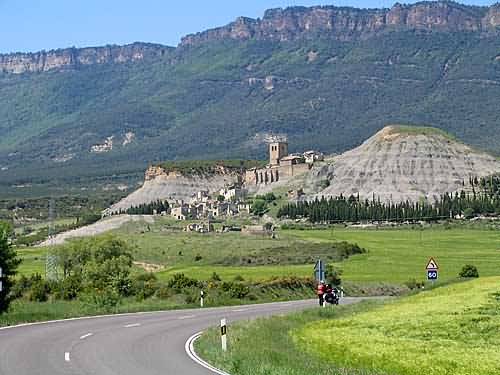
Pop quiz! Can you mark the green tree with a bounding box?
[325,264,342,286]
[0,222,21,313]
[251,199,268,216]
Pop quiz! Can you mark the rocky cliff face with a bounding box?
[181,2,500,46]
[0,42,173,74]
[108,165,241,214]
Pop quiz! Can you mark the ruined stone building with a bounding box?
[245,141,317,186]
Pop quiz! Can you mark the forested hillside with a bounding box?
[2,1,500,196]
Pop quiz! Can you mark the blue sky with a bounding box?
[0,0,496,53]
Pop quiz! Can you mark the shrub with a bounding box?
[27,275,50,302]
[210,272,222,282]
[82,288,121,311]
[168,273,200,292]
[325,264,343,286]
[404,278,425,290]
[221,282,250,299]
[10,274,31,299]
[459,264,479,278]
[57,274,83,300]
[194,254,203,262]
[154,285,171,299]
[233,275,245,282]
[131,273,158,300]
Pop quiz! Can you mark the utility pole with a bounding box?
[45,199,58,281]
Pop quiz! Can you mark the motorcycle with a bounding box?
[323,288,340,305]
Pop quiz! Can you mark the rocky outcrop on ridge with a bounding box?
[0,42,172,74]
[181,2,500,46]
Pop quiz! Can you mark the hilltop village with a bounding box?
[111,141,324,224]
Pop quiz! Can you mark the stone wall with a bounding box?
[244,163,311,187]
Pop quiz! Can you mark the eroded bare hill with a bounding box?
[107,165,241,214]
[310,126,500,202]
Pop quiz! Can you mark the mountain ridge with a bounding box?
[2,2,500,74]
[181,1,500,46]
[1,1,500,195]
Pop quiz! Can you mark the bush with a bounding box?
[194,254,203,262]
[221,282,250,299]
[325,264,342,286]
[57,274,83,300]
[404,278,425,290]
[233,275,245,282]
[27,275,50,302]
[459,264,479,278]
[154,285,171,299]
[10,274,31,299]
[82,288,121,311]
[168,273,200,292]
[210,272,222,282]
[131,273,159,300]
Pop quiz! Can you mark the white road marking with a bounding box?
[178,315,196,320]
[79,333,93,340]
[64,352,70,362]
[123,323,141,328]
[231,308,248,312]
[185,332,231,375]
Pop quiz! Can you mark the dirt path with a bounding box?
[38,215,155,246]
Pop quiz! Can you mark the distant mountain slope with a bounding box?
[311,125,500,202]
[1,1,500,193]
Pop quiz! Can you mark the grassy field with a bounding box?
[16,223,500,284]
[296,277,500,375]
[289,227,500,283]
[197,278,500,375]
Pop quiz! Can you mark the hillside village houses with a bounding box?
[169,184,250,221]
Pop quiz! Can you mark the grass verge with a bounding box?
[296,277,500,375]
[196,278,500,375]
[195,300,387,375]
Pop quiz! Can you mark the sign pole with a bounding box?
[221,318,227,352]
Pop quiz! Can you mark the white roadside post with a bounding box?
[220,318,227,352]
[200,290,204,308]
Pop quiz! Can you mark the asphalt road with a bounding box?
[0,298,364,375]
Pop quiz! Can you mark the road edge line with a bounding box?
[185,331,231,375]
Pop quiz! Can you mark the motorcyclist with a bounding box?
[317,280,326,306]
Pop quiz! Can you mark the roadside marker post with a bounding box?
[314,260,325,282]
[426,257,439,283]
[200,290,204,308]
[220,318,227,352]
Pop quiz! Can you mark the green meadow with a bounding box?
[17,225,500,284]
[197,277,500,375]
[296,277,500,375]
[289,227,500,283]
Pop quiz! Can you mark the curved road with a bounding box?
[0,298,364,375]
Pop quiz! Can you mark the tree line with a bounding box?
[278,176,500,223]
[123,200,170,215]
